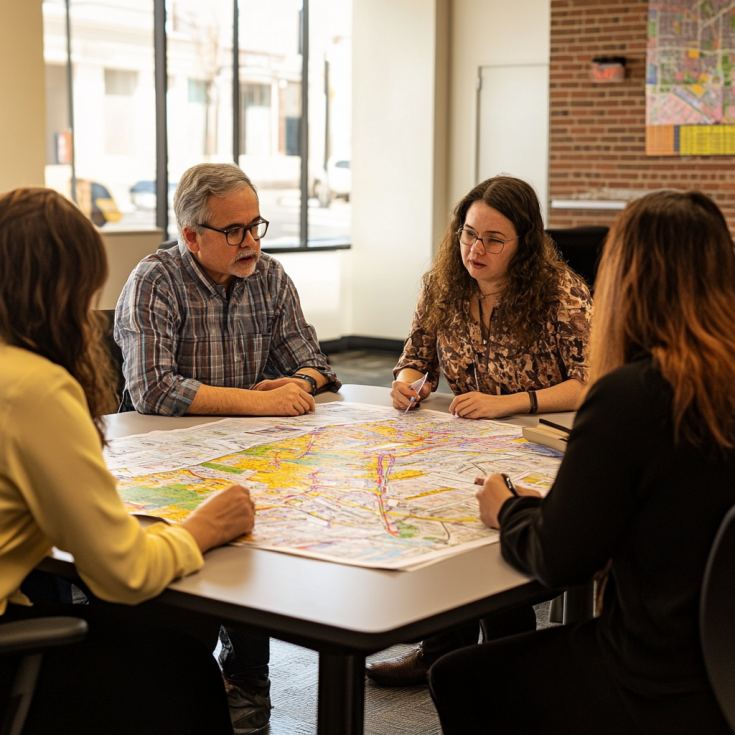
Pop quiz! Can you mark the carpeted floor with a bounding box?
[266,602,555,734]
[267,642,442,735]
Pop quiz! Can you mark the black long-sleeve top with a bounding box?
[499,354,735,696]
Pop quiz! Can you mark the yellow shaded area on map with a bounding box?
[680,125,735,155]
[406,487,457,500]
[389,470,424,480]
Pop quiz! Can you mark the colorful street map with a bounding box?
[647,0,735,155]
[104,403,563,571]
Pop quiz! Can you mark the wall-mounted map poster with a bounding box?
[647,1,735,155]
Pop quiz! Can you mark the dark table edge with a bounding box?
[39,556,556,655]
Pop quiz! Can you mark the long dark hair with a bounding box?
[591,190,735,448]
[422,176,571,347]
[0,188,118,443]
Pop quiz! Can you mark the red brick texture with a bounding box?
[548,0,735,231]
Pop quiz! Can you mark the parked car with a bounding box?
[129,180,178,210]
[327,157,351,201]
[78,180,122,227]
[310,158,351,206]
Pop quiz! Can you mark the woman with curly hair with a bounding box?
[368,177,591,689]
[391,175,591,418]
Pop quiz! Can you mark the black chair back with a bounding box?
[97,309,125,398]
[546,226,609,289]
[700,504,735,730]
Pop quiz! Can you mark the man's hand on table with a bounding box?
[475,474,542,529]
[250,384,316,415]
[254,377,314,394]
[181,484,256,552]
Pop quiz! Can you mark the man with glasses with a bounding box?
[115,162,340,733]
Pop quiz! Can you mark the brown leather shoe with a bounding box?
[365,646,430,687]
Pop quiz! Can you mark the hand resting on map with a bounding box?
[180,484,255,553]
[475,474,542,529]
[450,391,530,419]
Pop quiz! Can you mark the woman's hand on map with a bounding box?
[449,391,526,419]
[250,384,316,416]
[475,474,541,528]
[391,380,431,411]
[180,484,256,552]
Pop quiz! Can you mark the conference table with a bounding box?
[43,385,574,735]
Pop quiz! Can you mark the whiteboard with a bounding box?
[476,63,550,224]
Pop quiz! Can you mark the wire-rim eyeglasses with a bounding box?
[457,227,518,255]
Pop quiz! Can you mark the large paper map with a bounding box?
[104,403,563,571]
[647,0,735,155]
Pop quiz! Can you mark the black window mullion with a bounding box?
[233,0,240,164]
[300,0,309,248]
[154,0,169,240]
[64,0,78,204]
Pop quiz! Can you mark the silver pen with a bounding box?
[404,372,429,415]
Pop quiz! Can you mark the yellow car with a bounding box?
[76,180,123,227]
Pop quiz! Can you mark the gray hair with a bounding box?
[173,163,257,241]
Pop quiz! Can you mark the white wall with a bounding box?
[271,250,351,342]
[0,0,46,192]
[97,229,163,309]
[350,0,449,340]
[448,0,551,210]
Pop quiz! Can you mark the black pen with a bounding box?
[500,473,519,497]
[538,418,572,434]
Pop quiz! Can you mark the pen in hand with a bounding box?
[403,372,429,415]
[473,473,519,497]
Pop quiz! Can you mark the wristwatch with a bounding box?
[293,373,318,394]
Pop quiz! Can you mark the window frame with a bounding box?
[58,0,350,252]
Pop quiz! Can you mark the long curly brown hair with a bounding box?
[422,176,571,347]
[0,188,118,444]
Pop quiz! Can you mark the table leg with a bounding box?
[317,651,366,735]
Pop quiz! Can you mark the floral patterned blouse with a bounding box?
[394,271,592,396]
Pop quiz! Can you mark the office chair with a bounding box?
[96,310,125,397]
[700,504,735,731]
[158,239,178,250]
[0,617,87,735]
[95,309,136,412]
[545,226,609,289]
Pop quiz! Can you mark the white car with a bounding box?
[327,157,351,201]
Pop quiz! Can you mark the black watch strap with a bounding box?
[293,373,318,394]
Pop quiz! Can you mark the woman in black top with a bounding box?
[429,190,735,734]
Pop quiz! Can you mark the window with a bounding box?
[42,0,352,247]
[167,0,234,183]
[43,0,156,230]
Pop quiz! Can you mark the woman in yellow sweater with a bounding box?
[0,188,255,733]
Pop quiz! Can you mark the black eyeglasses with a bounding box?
[198,219,269,246]
[457,228,517,255]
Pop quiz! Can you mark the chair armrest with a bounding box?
[0,617,88,656]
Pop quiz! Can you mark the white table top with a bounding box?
[48,385,572,652]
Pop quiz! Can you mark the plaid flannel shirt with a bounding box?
[114,244,340,416]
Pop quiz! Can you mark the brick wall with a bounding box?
[548,0,735,231]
